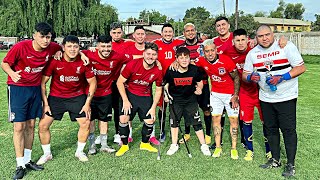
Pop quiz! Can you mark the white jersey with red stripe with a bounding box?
[244,40,304,103]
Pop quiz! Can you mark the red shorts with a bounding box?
[239,92,263,122]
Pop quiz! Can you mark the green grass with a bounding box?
[0,52,319,179]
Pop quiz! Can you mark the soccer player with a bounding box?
[115,42,163,157]
[176,23,212,145]
[194,39,240,159]
[81,35,132,155]
[163,47,211,156]
[37,35,97,164]
[1,22,61,179]
[153,23,185,142]
[243,25,306,177]
[224,29,271,161]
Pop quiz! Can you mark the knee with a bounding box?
[204,110,211,116]
[79,119,90,130]
[193,124,203,132]
[119,115,129,124]
[14,123,26,133]
[26,121,35,130]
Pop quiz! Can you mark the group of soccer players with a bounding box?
[2,16,305,179]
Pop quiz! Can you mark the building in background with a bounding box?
[254,17,311,32]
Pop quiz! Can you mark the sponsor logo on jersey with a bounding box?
[210,75,226,82]
[24,66,31,73]
[218,67,226,75]
[60,75,79,82]
[174,77,193,86]
[92,67,111,75]
[133,79,149,86]
[257,51,280,59]
[27,56,34,59]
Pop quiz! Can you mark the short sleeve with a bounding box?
[155,71,163,87]
[85,64,95,79]
[2,43,21,66]
[43,60,56,77]
[243,51,254,73]
[121,61,134,79]
[283,41,304,67]
[194,67,203,82]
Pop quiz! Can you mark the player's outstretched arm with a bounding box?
[41,75,51,117]
[117,75,132,115]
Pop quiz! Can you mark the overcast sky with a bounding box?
[102,0,318,22]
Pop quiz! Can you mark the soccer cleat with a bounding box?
[259,158,281,169]
[166,144,179,155]
[113,134,121,144]
[95,135,101,145]
[282,163,295,177]
[212,147,222,158]
[37,153,53,165]
[159,132,166,143]
[201,144,211,156]
[128,137,133,143]
[205,135,211,145]
[88,144,97,155]
[265,151,272,160]
[230,149,239,160]
[100,146,116,153]
[25,161,44,171]
[75,152,89,162]
[115,145,129,157]
[139,142,158,153]
[13,166,26,180]
[179,134,190,144]
[244,150,254,161]
[149,136,160,145]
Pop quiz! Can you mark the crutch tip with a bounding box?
[157,156,161,160]
[188,154,192,158]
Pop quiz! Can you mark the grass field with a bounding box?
[0,51,319,179]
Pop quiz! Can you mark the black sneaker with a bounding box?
[259,158,281,169]
[25,161,44,171]
[282,163,295,177]
[13,166,26,180]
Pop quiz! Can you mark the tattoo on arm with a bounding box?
[213,126,221,138]
[231,127,238,143]
[230,70,240,95]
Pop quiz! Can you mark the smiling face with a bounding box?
[203,44,217,62]
[176,53,190,68]
[133,29,146,44]
[162,27,174,42]
[97,42,112,59]
[63,42,80,60]
[215,19,230,37]
[183,25,196,40]
[143,48,158,66]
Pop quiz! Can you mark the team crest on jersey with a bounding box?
[24,66,31,73]
[76,66,81,74]
[110,61,114,68]
[218,67,226,75]
[263,59,274,71]
[149,74,155,80]
[45,55,49,62]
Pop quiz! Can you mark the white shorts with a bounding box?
[210,92,239,118]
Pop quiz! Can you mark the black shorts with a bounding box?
[112,81,120,109]
[46,95,87,121]
[119,91,152,121]
[91,95,113,122]
[169,96,202,128]
[197,83,210,111]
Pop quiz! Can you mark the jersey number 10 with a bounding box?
[165,51,173,59]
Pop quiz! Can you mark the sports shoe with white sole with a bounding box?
[201,144,211,156]
[95,135,101,145]
[212,147,222,158]
[100,146,116,153]
[37,153,53,165]
[166,144,179,155]
[75,152,89,162]
[231,149,239,160]
[113,134,121,144]
[88,144,97,155]
[244,150,254,161]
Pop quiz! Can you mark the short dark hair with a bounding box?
[161,23,174,32]
[35,22,52,35]
[145,42,158,52]
[110,22,122,30]
[97,35,112,43]
[233,28,247,37]
[175,47,190,57]
[62,35,79,45]
[134,25,145,32]
[215,16,229,25]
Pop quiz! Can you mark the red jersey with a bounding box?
[43,56,95,98]
[3,40,61,86]
[112,39,134,54]
[82,50,131,96]
[224,45,258,96]
[194,55,236,94]
[213,32,234,54]
[153,38,185,74]
[176,39,203,60]
[121,58,162,97]
[125,43,144,56]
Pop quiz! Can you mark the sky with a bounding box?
[101,0,318,22]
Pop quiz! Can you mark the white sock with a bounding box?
[76,142,86,154]
[16,157,25,168]
[24,149,32,164]
[151,125,155,137]
[129,127,133,137]
[41,144,51,155]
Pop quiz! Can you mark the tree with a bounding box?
[254,11,267,17]
[284,3,305,19]
[183,7,210,33]
[229,11,260,37]
[312,14,320,31]
[269,0,285,18]
[138,9,168,24]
